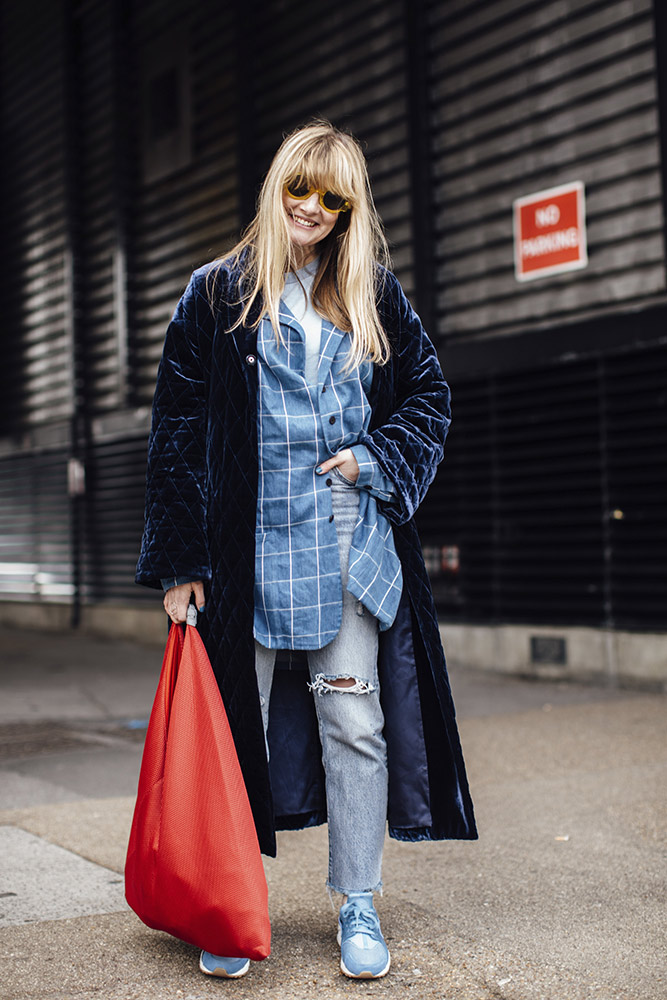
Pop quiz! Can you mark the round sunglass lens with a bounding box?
[287,179,311,198]
[322,192,347,212]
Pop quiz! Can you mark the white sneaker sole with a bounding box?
[340,954,391,979]
[337,928,391,979]
[199,953,250,978]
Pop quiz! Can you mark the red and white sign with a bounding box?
[513,181,587,281]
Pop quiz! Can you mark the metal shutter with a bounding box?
[129,0,241,405]
[418,338,667,631]
[605,343,667,628]
[69,0,130,414]
[1,0,71,430]
[427,0,666,340]
[84,435,152,602]
[0,447,72,603]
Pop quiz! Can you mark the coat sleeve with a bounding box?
[358,271,451,526]
[135,270,213,589]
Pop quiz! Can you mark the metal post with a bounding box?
[63,1,86,629]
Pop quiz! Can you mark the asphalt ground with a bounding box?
[0,623,664,1000]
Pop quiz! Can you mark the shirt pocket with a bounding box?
[331,465,357,488]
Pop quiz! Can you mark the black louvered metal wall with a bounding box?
[84,435,152,603]
[1,1,71,431]
[0,1,74,613]
[129,0,241,406]
[427,0,666,340]
[73,0,128,415]
[0,445,72,603]
[417,357,604,626]
[411,0,667,631]
[417,333,667,630]
[0,0,665,632]
[605,343,667,627]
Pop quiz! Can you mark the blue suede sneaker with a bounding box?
[199,951,250,978]
[337,894,391,979]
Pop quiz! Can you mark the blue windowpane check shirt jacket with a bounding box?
[252,301,403,648]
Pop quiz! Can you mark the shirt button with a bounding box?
[329,514,334,522]
[329,415,336,424]
[326,477,332,487]
[245,354,256,365]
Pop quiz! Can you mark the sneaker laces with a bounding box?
[341,902,381,942]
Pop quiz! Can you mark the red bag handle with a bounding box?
[163,604,198,718]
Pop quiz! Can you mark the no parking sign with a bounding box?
[513,181,587,281]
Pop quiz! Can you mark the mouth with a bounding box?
[290,211,318,230]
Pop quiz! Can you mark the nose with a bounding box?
[299,192,320,214]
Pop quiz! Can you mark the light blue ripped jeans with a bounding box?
[254,469,388,895]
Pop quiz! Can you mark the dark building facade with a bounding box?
[1,0,665,683]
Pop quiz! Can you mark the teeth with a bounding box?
[293,214,316,228]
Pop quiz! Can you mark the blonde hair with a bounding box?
[208,118,392,371]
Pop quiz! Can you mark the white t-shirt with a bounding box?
[281,257,322,387]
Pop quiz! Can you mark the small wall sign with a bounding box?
[530,635,567,665]
[513,181,587,282]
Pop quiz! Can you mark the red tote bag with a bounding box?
[125,610,271,960]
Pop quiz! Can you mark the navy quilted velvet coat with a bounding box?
[136,255,477,856]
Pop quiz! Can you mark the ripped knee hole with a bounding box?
[307,673,376,696]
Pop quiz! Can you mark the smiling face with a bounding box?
[282,186,339,266]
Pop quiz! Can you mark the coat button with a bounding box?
[329,514,334,522]
[329,415,336,424]
[246,354,256,365]
[322,385,327,393]
[326,477,332,487]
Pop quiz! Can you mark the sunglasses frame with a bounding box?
[284,180,352,214]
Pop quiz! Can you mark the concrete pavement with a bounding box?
[0,623,664,1000]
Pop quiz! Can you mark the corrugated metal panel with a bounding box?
[605,344,667,628]
[247,0,415,293]
[72,0,126,414]
[129,0,240,405]
[418,338,667,630]
[0,450,72,602]
[85,436,152,602]
[428,0,667,339]
[1,0,71,429]
[418,360,606,625]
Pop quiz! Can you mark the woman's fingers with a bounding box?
[315,448,359,482]
[163,581,204,623]
[163,585,188,623]
[192,580,206,611]
[339,455,360,482]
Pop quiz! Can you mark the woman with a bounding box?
[136,119,476,981]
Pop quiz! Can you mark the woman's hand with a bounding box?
[163,581,205,623]
[316,448,359,483]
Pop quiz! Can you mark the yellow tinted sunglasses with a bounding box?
[284,177,351,214]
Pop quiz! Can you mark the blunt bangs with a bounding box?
[282,142,359,203]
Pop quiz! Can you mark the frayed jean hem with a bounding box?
[326,879,383,899]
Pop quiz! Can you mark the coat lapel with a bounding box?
[226,290,259,389]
